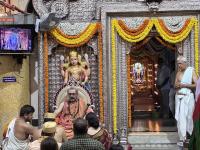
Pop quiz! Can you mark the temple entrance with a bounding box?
[129,36,177,132]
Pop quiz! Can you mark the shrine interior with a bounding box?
[129,35,177,132]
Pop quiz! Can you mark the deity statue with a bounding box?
[132,62,144,84]
[61,51,90,86]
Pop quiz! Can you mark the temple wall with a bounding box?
[69,0,96,21]
[0,56,30,140]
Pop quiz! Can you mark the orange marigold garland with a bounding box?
[118,19,150,36]
[44,32,49,112]
[158,18,191,35]
[50,23,99,48]
[97,23,104,123]
[127,54,132,128]
[153,17,196,43]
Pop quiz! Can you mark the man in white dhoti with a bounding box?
[2,105,40,150]
[175,56,198,146]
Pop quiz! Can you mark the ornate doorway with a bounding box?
[129,36,177,132]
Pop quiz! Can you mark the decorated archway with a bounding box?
[101,1,200,144]
[112,17,199,131]
[37,22,104,125]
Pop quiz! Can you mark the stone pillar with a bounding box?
[102,16,113,133]
[118,39,128,145]
[38,33,45,126]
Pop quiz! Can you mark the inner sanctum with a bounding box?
[128,35,176,132]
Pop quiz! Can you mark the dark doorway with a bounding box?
[129,36,176,132]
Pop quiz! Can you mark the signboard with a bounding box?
[0,18,15,22]
[2,76,16,82]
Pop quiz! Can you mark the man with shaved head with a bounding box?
[175,56,198,146]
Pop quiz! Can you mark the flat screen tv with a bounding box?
[0,25,34,54]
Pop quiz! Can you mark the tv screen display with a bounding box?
[0,25,34,53]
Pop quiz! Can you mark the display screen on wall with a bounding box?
[0,25,34,54]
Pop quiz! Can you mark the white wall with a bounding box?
[30,56,39,119]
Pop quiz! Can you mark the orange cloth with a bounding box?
[55,99,90,139]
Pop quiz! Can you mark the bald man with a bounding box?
[175,56,198,146]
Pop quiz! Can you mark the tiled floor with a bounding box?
[130,118,177,132]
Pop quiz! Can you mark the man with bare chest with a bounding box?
[2,105,40,150]
[175,56,198,146]
[54,87,93,139]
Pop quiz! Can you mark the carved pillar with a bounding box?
[38,33,45,126]
[119,39,128,144]
[48,54,63,112]
[117,35,121,129]
[102,16,113,133]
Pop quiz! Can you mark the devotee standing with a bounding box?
[29,121,61,150]
[54,87,93,139]
[60,118,105,150]
[175,56,198,146]
[2,105,40,150]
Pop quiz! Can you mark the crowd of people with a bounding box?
[2,55,200,149]
[1,83,128,150]
[1,104,126,150]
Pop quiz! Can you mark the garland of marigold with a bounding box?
[50,23,99,47]
[158,18,191,35]
[111,19,118,134]
[118,19,150,36]
[153,17,196,43]
[127,54,132,128]
[44,32,49,112]
[113,19,154,42]
[98,24,104,123]
[194,19,199,74]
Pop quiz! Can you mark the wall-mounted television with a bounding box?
[0,25,34,54]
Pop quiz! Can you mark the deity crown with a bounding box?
[69,51,78,59]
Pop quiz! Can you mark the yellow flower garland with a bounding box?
[113,19,154,42]
[194,20,199,74]
[111,20,118,134]
[153,18,196,43]
[50,23,98,47]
